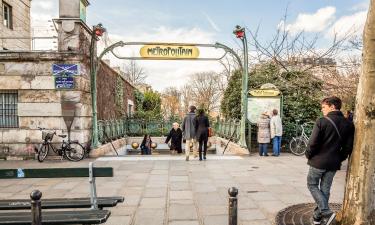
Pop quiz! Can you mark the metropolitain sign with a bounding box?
[140,45,200,59]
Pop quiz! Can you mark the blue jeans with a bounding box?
[272,136,282,155]
[307,166,336,219]
[258,144,268,156]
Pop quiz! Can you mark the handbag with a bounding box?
[208,127,214,137]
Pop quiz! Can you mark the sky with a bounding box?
[31,0,369,91]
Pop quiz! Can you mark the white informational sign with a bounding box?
[247,97,281,123]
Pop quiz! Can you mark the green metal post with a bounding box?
[90,26,100,148]
[239,33,249,149]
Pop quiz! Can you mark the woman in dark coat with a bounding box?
[140,134,152,155]
[195,109,210,160]
[165,122,183,154]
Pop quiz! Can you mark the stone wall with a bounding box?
[97,62,135,120]
[0,0,31,50]
[0,51,92,156]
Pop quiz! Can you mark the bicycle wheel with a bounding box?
[65,142,85,161]
[37,144,49,162]
[289,137,308,156]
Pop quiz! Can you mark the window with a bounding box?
[0,91,18,128]
[3,2,12,29]
[128,104,133,117]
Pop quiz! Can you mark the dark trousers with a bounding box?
[198,134,208,159]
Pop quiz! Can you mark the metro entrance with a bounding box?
[90,24,250,151]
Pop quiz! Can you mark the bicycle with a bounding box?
[289,122,313,156]
[37,127,85,162]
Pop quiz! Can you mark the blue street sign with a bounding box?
[55,76,74,89]
[52,64,80,76]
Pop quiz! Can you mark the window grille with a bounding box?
[0,90,18,128]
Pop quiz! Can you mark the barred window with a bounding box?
[0,91,18,128]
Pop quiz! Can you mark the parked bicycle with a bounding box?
[289,122,314,156]
[37,127,85,162]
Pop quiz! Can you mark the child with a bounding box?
[165,122,183,154]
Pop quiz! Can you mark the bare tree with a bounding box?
[339,1,375,224]
[180,84,193,113]
[246,9,358,74]
[188,72,222,112]
[161,87,181,119]
[122,59,147,85]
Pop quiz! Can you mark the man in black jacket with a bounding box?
[306,96,355,225]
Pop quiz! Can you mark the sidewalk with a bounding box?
[0,154,347,225]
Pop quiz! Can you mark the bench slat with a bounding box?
[0,210,111,225]
[0,167,113,179]
[0,196,124,210]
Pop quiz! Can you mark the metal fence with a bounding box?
[214,119,241,142]
[97,118,181,143]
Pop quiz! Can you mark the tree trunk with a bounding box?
[339,1,375,224]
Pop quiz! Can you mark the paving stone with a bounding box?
[151,169,169,175]
[169,191,193,200]
[249,192,278,201]
[170,176,189,182]
[134,209,165,225]
[143,188,167,197]
[203,215,228,225]
[193,184,217,192]
[170,182,191,191]
[105,215,131,225]
[199,206,227,216]
[241,219,273,225]
[168,221,199,225]
[168,204,198,220]
[239,209,267,220]
[169,199,195,205]
[139,197,166,208]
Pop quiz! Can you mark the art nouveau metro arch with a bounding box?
[90,28,249,150]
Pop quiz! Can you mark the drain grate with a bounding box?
[275,203,342,225]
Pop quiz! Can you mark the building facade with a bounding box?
[0,0,135,157]
[0,0,31,50]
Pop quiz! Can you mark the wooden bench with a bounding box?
[0,162,124,225]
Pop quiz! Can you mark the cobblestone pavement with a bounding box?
[0,154,348,225]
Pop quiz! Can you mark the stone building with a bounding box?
[0,0,135,157]
[0,0,31,50]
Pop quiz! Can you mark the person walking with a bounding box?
[140,134,152,155]
[257,112,271,156]
[182,105,198,161]
[306,96,355,225]
[195,108,210,161]
[270,109,283,156]
[165,122,183,154]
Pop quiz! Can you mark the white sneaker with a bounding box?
[323,213,336,225]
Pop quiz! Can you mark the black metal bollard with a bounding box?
[228,187,238,225]
[30,190,42,225]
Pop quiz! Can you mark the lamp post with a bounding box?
[90,23,106,148]
[233,25,249,149]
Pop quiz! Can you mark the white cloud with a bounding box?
[325,10,367,39]
[279,6,336,34]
